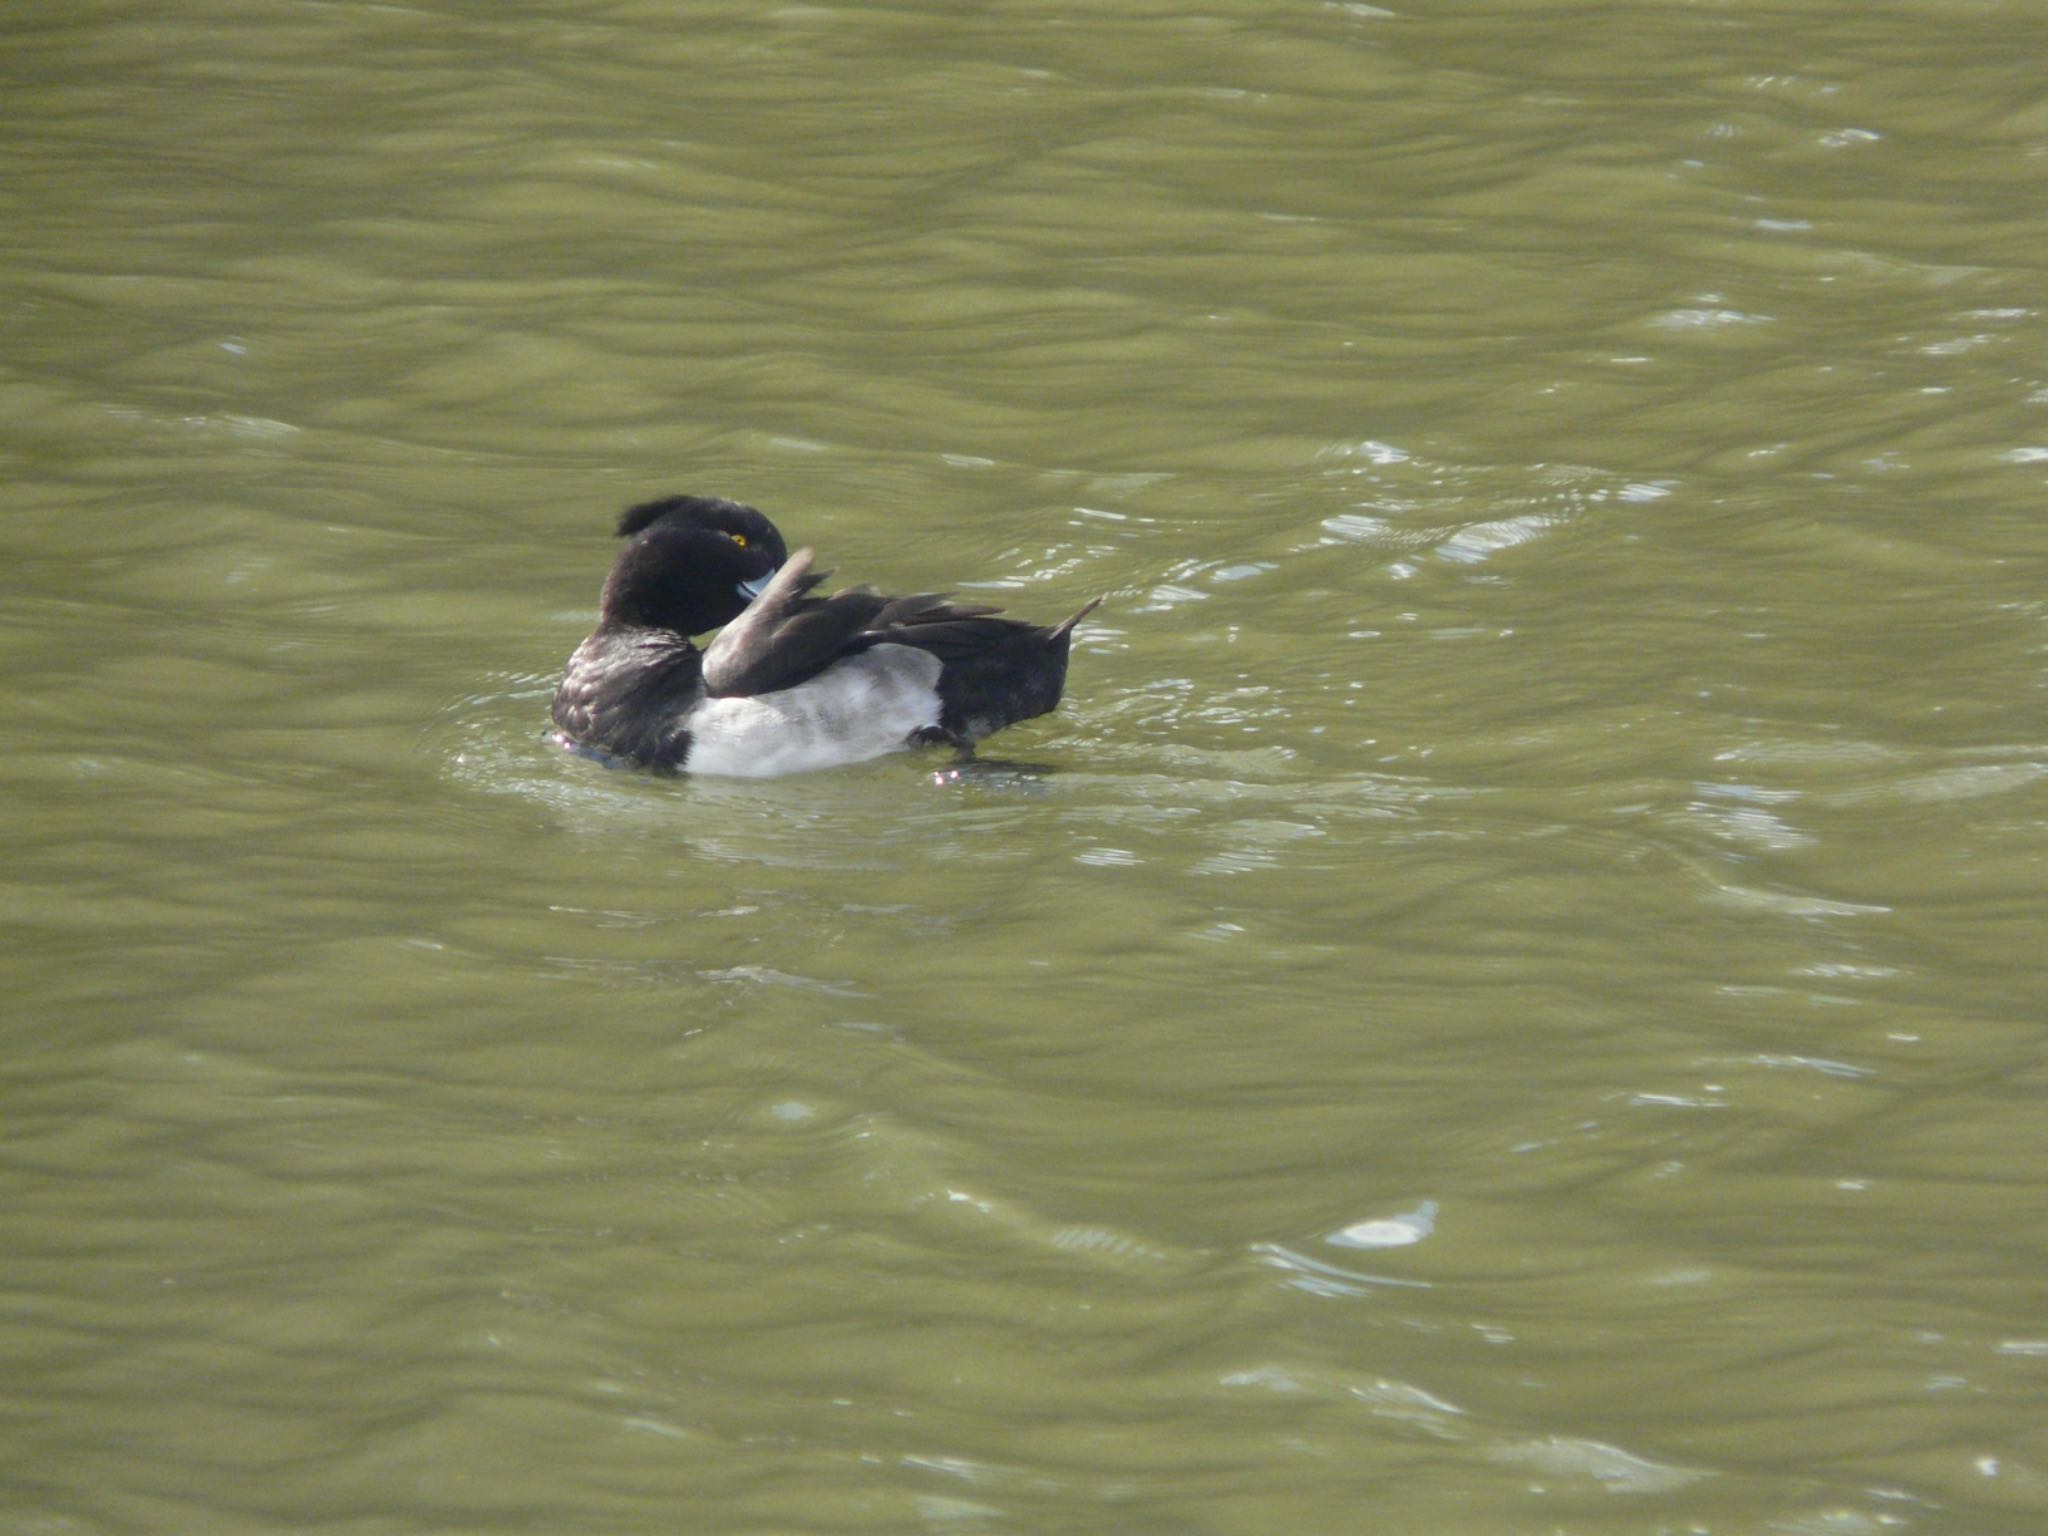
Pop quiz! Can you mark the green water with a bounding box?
[5,2,2046,1532]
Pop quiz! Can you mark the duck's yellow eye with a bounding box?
[729,533,748,548]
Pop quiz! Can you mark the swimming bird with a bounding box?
[551,494,1101,776]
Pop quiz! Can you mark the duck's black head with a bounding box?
[596,494,790,635]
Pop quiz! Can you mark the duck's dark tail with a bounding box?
[1046,595,1104,645]
[924,595,1104,743]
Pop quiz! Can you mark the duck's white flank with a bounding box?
[681,644,944,778]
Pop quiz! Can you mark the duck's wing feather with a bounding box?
[702,548,894,697]
[705,551,1087,697]
[866,592,1004,630]
[861,594,1099,663]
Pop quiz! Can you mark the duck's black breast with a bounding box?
[551,628,704,770]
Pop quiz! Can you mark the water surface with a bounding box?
[5,2,2047,1532]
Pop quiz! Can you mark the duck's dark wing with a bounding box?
[704,551,1105,751]
[866,594,1095,655]
[851,591,1003,646]
[700,548,893,697]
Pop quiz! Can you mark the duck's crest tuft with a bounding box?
[615,494,752,539]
